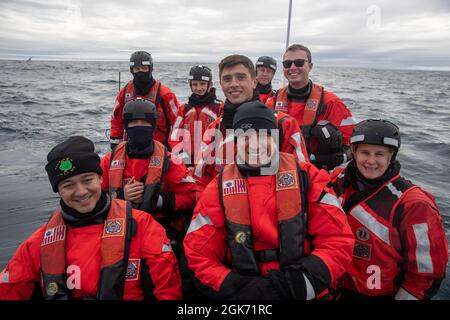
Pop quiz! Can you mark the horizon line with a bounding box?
[1,58,449,73]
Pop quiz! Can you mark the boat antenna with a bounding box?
[286,0,293,50]
[118,71,121,92]
[283,0,293,86]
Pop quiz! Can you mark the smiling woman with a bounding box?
[352,144,394,180]
[349,119,399,180]
[329,119,449,300]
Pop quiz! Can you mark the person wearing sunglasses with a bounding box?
[266,44,356,171]
[169,65,223,168]
[329,119,448,300]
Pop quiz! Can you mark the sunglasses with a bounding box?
[282,59,308,68]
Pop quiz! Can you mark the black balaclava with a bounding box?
[133,71,155,95]
[126,125,155,158]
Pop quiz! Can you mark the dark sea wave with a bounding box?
[0,60,449,298]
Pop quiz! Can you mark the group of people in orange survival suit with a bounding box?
[1,44,447,301]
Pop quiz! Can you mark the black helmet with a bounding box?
[309,120,344,170]
[256,56,277,73]
[123,98,158,128]
[351,119,400,161]
[351,119,400,149]
[129,51,153,73]
[188,65,212,82]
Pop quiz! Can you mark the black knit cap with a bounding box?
[45,136,102,192]
[232,101,277,133]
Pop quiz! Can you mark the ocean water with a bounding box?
[0,60,449,298]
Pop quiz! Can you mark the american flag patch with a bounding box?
[275,101,288,113]
[111,160,125,169]
[149,156,162,167]
[41,225,66,246]
[223,179,247,196]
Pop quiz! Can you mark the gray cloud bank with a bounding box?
[1,0,449,70]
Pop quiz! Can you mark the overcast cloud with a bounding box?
[1,0,449,69]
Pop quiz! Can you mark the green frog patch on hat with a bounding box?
[56,157,75,176]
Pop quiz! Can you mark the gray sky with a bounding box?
[1,0,449,70]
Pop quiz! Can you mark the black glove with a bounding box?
[267,268,308,300]
[159,192,175,212]
[142,182,161,213]
[219,272,281,300]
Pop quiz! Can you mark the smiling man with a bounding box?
[0,136,182,300]
[184,102,354,300]
[266,44,356,171]
[193,55,310,195]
